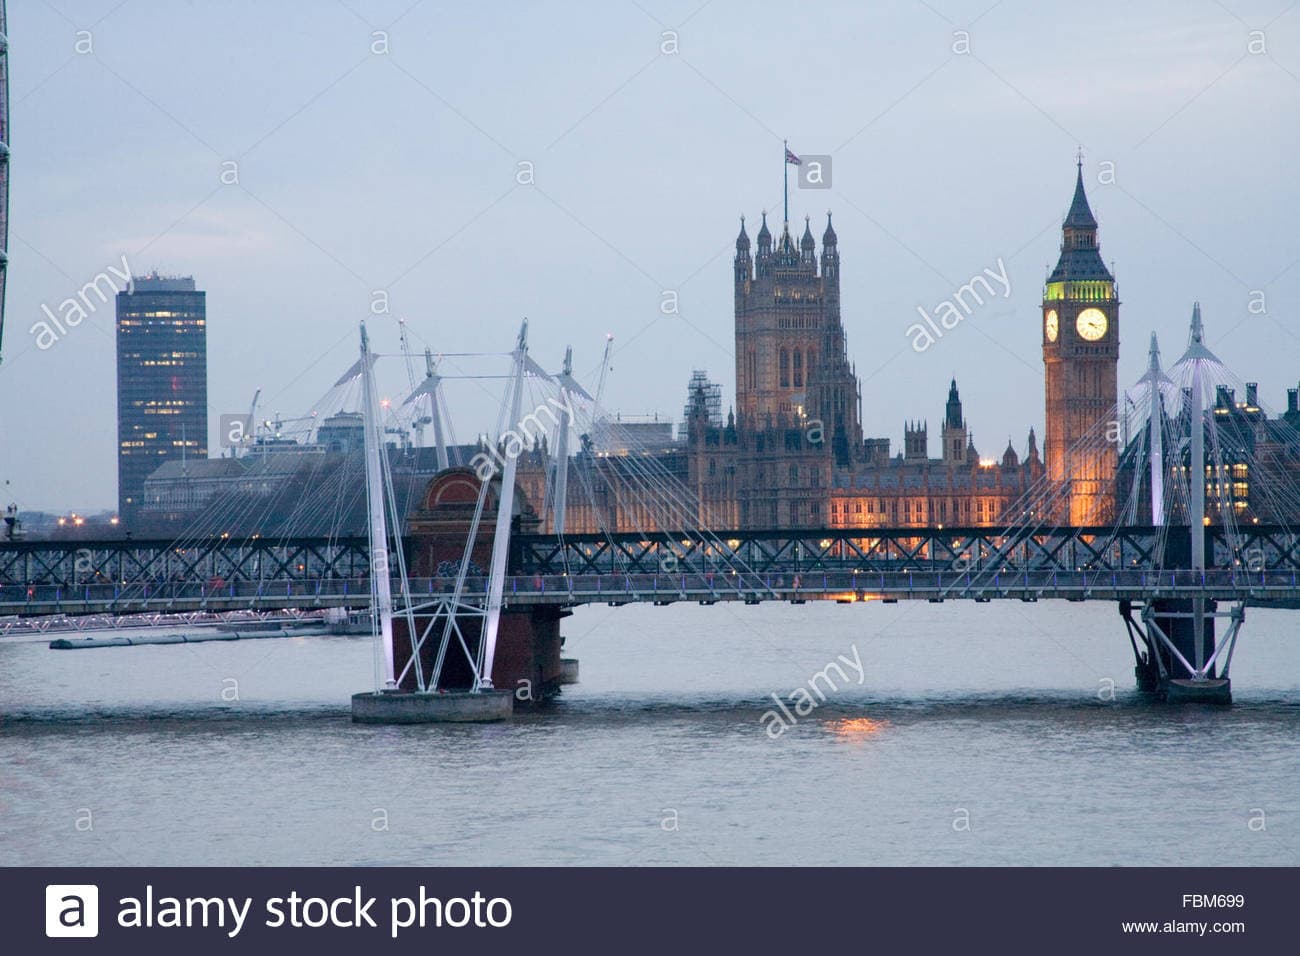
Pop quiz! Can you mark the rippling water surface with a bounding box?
[2,601,1296,865]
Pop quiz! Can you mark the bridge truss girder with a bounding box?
[2,526,1297,606]
[0,537,371,588]
[513,526,1287,576]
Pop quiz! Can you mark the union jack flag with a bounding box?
[785,147,801,165]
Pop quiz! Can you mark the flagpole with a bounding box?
[783,139,789,226]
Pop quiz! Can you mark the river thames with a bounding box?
[1,601,1296,866]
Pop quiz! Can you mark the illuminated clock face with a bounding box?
[1076,307,1108,341]
[1044,309,1059,342]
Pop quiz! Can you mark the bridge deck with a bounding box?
[4,569,1299,617]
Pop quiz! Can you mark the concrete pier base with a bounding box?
[559,658,580,685]
[351,689,514,724]
[394,469,565,708]
[1134,662,1160,694]
[1163,678,1231,705]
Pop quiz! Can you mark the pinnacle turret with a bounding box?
[822,211,837,247]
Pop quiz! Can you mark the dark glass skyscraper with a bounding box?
[116,275,207,525]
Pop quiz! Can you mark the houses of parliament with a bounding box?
[127,161,1300,538]
[526,163,1124,534]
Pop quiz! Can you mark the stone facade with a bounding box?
[518,200,1065,535]
[516,168,1300,535]
[677,209,1047,532]
[1041,164,1120,525]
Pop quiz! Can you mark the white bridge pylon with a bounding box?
[361,317,738,693]
[1137,332,1173,528]
[478,320,539,687]
[547,345,593,537]
[354,318,578,693]
[358,322,398,689]
[1119,303,1258,687]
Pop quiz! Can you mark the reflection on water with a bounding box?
[829,716,890,739]
[1,601,1297,866]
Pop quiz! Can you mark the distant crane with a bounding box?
[257,411,319,454]
[548,346,593,536]
[590,333,614,450]
[397,319,432,449]
[401,347,454,471]
[594,334,614,412]
[238,388,261,458]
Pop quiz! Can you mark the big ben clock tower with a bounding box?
[1043,160,1119,526]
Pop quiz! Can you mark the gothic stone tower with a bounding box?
[941,378,969,465]
[733,212,862,526]
[1043,162,1119,525]
[804,213,862,468]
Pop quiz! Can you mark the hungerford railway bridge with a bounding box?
[4,314,1300,716]
[4,525,1300,614]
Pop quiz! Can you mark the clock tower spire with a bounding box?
[1042,160,1119,525]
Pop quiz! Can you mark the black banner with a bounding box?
[8,867,1289,953]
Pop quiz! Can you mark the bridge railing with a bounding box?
[5,527,1299,591]
[516,525,1300,576]
[498,569,1300,599]
[4,567,1300,614]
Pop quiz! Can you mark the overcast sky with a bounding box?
[2,0,1298,511]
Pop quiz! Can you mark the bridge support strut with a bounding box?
[1119,599,1241,704]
